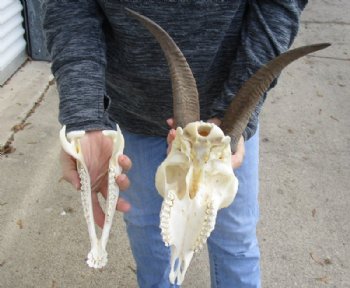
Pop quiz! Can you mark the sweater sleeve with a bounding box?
[210,0,308,140]
[43,0,115,132]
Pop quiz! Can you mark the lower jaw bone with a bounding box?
[156,121,238,284]
[60,125,125,268]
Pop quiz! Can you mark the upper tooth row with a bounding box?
[159,191,176,246]
[193,201,217,252]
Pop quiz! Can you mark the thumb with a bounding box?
[60,149,81,190]
[63,170,81,190]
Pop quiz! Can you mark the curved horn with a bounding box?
[126,8,200,128]
[220,43,331,151]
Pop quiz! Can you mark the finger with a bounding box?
[231,154,244,170]
[115,173,130,191]
[63,172,81,191]
[99,176,130,212]
[60,150,81,190]
[99,178,130,212]
[116,197,131,213]
[207,117,221,126]
[166,129,176,154]
[166,118,176,129]
[91,191,105,228]
[231,136,245,169]
[167,129,176,144]
[118,155,132,172]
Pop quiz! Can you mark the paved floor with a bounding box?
[0,1,349,287]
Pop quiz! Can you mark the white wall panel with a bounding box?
[0,0,26,85]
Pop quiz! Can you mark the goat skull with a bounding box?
[127,8,330,285]
[127,9,330,284]
[156,122,237,283]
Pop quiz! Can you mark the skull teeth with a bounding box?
[193,201,217,252]
[160,192,218,253]
[160,191,176,246]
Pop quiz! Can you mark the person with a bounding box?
[43,1,307,287]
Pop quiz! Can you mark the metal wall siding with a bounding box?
[0,0,26,85]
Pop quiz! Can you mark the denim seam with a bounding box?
[214,254,220,288]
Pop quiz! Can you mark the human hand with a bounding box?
[166,118,177,154]
[166,118,245,169]
[60,130,132,228]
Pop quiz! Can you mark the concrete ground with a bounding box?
[0,1,349,287]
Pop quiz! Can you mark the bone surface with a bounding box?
[156,121,238,284]
[59,125,124,268]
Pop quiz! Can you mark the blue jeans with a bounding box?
[122,130,260,288]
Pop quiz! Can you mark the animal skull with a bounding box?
[127,8,330,284]
[127,8,330,285]
[60,125,124,268]
[156,121,238,283]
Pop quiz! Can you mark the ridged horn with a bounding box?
[126,8,200,128]
[220,43,331,152]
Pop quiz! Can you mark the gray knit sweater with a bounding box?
[43,0,307,139]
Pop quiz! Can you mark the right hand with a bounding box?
[60,130,132,228]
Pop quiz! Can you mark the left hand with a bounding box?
[60,130,132,228]
[166,118,245,169]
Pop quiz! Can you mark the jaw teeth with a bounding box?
[79,167,92,223]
